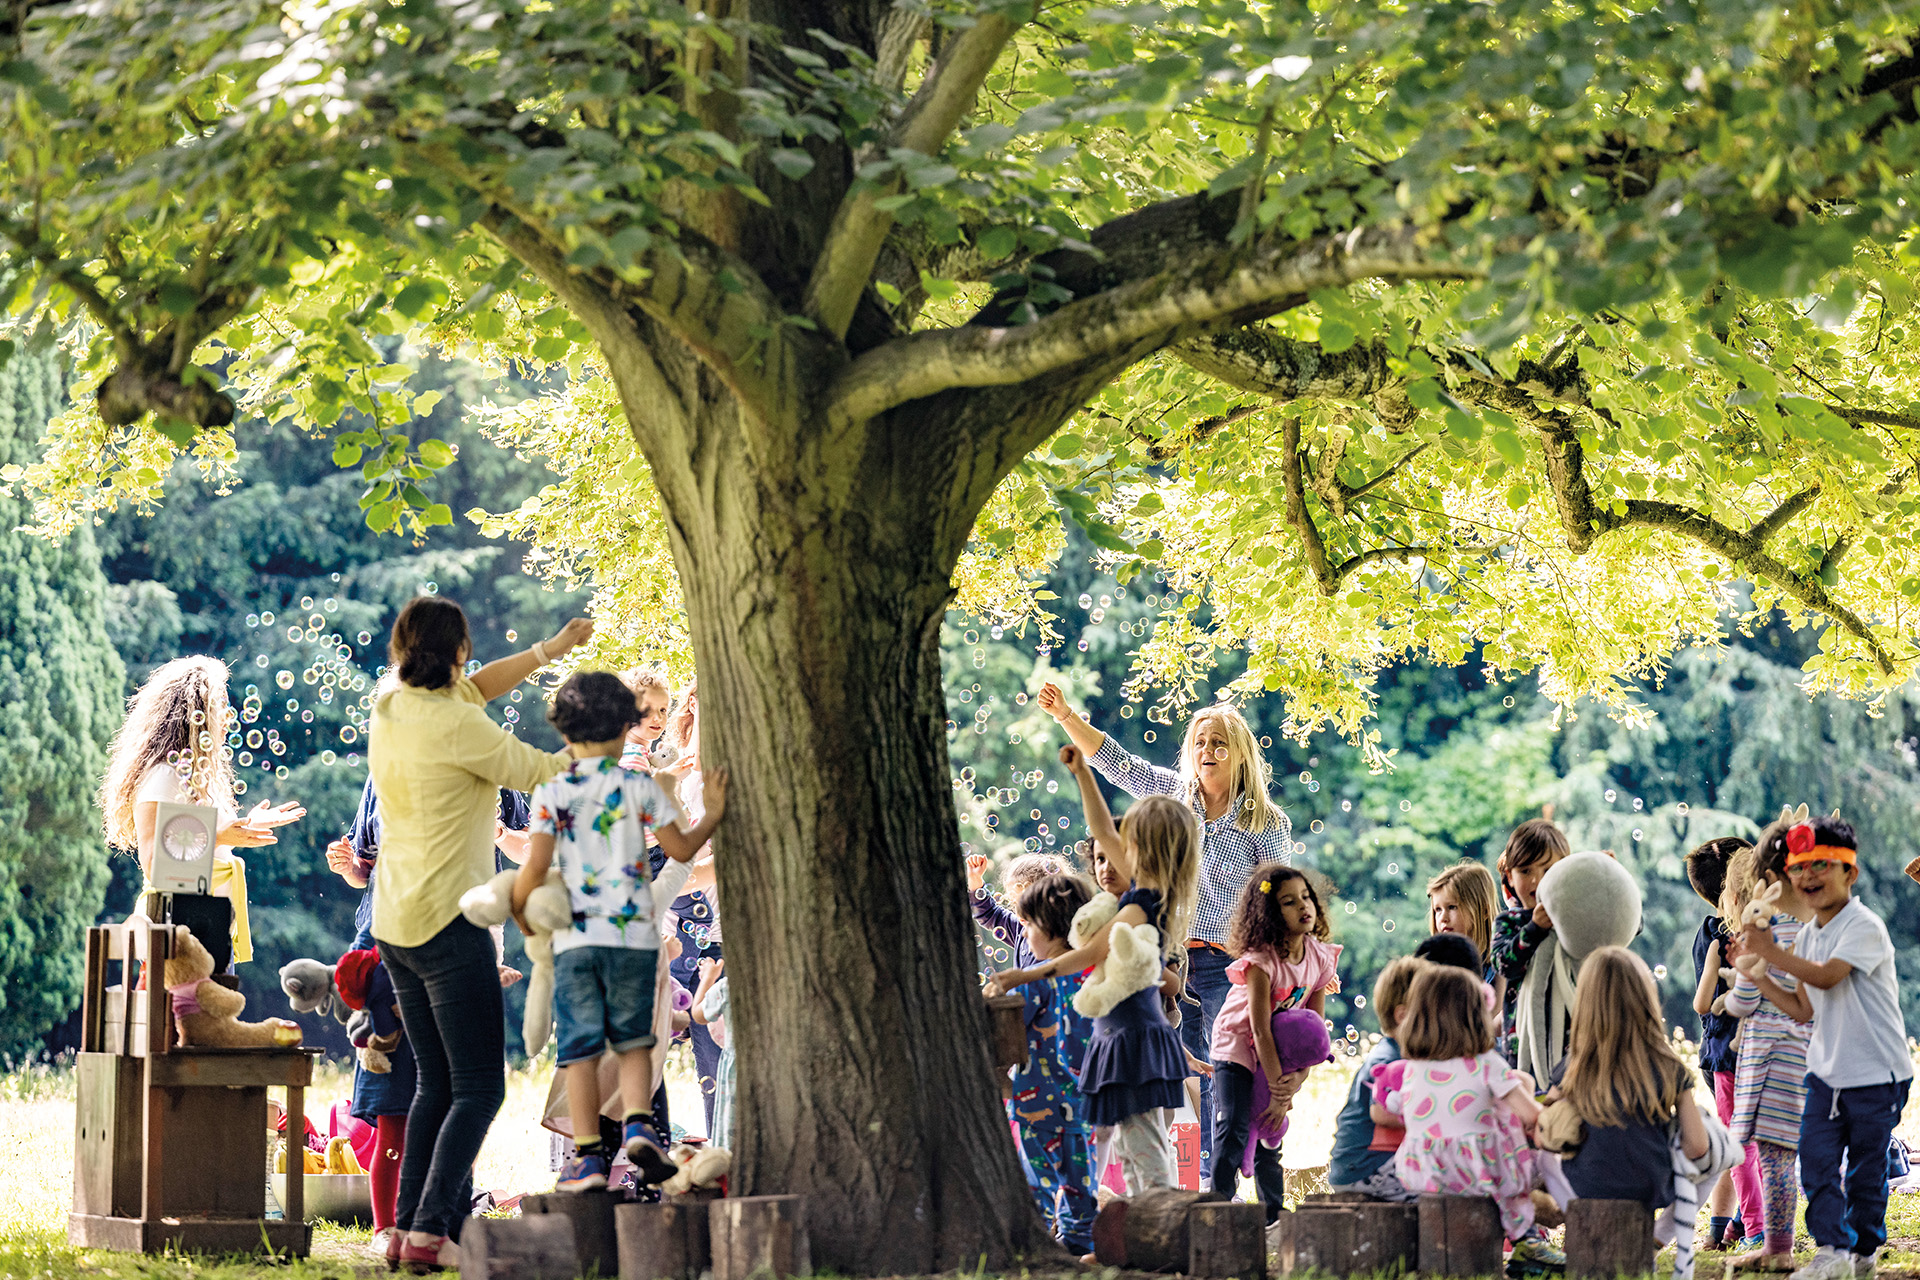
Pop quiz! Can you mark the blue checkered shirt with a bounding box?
[1088,737,1293,947]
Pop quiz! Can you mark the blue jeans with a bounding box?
[1182,944,1232,1183]
[379,918,504,1240]
[552,946,659,1067]
[1211,1063,1287,1221]
[1801,1074,1912,1255]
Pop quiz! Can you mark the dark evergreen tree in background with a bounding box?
[0,340,123,1062]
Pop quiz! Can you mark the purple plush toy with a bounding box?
[1243,1006,1335,1175]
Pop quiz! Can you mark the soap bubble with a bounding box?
[276,671,294,690]
[340,726,358,744]
[1632,828,1643,841]
[324,598,337,612]
[1604,788,1617,803]
[358,631,372,645]
[260,611,275,626]
[1387,862,1399,875]
[1502,695,1515,707]
[1632,797,1644,812]
[275,765,290,780]
[1077,593,1092,608]
[1399,799,1412,812]
[1307,780,1319,792]
[1653,965,1668,980]
[238,752,253,767]
[1144,730,1155,742]
[1076,639,1089,652]
[286,626,301,642]
[246,730,263,749]
[1340,799,1352,813]
[1345,901,1356,915]
[1676,802,1691,816]
[255,655,269,668]
[246,613,260,627]
[1310,820,1324,833]
[1382,920,1396,933]
[1299,771,1312,783]
[321,750,337,766]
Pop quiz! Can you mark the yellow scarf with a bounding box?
[140,852,252,964]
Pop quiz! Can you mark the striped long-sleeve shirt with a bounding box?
[1087,737,1293,947]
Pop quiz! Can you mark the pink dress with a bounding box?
[1209,937,1341,1070]
[1387,1051,1537,1238]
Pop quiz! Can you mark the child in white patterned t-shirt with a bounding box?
[515,672,729,1192]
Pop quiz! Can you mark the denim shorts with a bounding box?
[552,945,659,1067]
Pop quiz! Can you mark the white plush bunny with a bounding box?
[1711,879,1795,1013]
[1067,890,1164,1018]
[461,868,571,1053]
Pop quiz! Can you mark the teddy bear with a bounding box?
[660,1143,732,1196]
[165,925,301,1049]
[1064,890,1164,1019]
[279,951,402,1072]
[460,866,571,1053]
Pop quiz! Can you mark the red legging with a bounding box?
[371,1115,407,1233]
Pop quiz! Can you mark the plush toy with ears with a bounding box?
[169,926,301,1049]
[1065,891,1164,1018]
[460,867,571,1052]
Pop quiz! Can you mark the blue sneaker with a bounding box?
[557,1150,610,1192]
[622,1119,677,1186]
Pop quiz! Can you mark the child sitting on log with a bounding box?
[1327,956,1427,1201]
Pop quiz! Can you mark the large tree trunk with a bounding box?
[631,376,1082,1272]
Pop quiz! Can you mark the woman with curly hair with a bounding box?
[98,655,304,967]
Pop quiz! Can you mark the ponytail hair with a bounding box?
[390,596,470,689]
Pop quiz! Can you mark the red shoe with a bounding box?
[399,1235,459,1273]
[382,1228,403,1271]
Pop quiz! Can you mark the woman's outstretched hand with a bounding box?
[249,800,306,829]
[544,617,595,659]
[1058,744,1087,773]
[1036,681,1070,722]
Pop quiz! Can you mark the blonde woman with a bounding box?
[98,655,305,967]
[1037,682,1291,1186]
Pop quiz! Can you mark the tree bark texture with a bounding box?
[590,344,1124,1271]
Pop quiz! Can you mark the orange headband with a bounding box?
[1786,844,1856,868]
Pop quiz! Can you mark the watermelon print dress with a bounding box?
[1387,1050,1538,1240]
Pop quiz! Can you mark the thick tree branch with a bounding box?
[802,9,1020,340]
[1828,405,1920,432]
[1748,485,1821,544]
[478,209,692,445]
[480,206,807,436]
[829,223,1470,426]
[1600,498,1895,674]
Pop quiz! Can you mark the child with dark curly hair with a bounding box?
[514,670,729,1192]
[1207,863,1341,1219]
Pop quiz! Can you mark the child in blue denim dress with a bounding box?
[514,672,729,1192]
[1007,872,1099,1254]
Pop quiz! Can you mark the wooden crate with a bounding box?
[67,919,317,1258]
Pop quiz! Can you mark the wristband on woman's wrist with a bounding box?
[532,640,551,664]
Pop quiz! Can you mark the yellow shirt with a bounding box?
[368,676,569,948]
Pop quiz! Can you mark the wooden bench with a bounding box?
[68,919,317,1256]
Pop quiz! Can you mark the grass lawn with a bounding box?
[6,1050,1920,1278]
